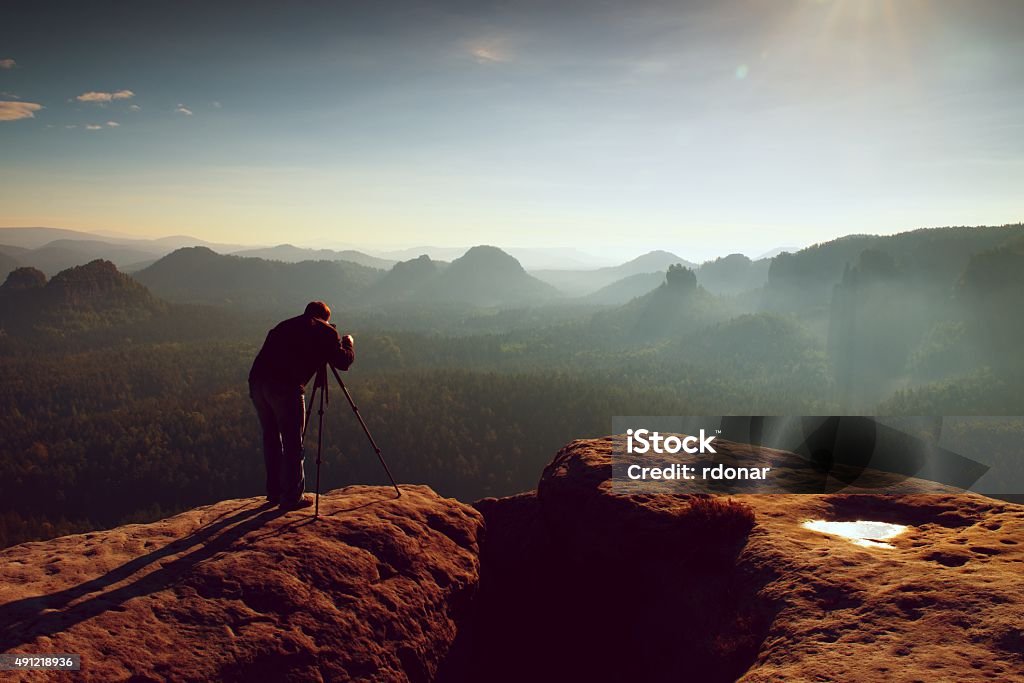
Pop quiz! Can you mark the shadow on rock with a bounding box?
[0,503,283,652]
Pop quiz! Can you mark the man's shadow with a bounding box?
[245,495,391,543]
[0,501,284,652]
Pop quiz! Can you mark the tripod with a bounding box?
[303,364,401,519]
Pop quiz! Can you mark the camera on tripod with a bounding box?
[303,355,401,519]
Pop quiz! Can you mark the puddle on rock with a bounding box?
[802,520,908,549]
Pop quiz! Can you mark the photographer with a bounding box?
[248,301,355,510]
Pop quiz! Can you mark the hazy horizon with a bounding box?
[6,221,1024,268]
[2,0,1023,255]
[2,221,804,265]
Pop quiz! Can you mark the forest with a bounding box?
[1,225,1022,548]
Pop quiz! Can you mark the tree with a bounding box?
[666,264,697,290]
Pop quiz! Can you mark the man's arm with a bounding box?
[326,327,355,371]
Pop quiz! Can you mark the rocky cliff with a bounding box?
[1,438,1022,682]
[0,486,482,682]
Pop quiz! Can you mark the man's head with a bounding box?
[304,301,331,322]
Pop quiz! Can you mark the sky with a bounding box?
[1,0,1022,260]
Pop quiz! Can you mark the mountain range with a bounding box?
[372,245,613,270]
[133,247,383,311]
[0,228,246,277]
[696,253,772,294]
[134,244,558,311]
[763,225,1024,313]
[230,244,397,270]
[405,245,557,307]
[4,225,1024,316]
[0,227,245,253]
[532,250,699,296]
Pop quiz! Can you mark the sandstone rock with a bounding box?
[471,437,1024,683]
[469,438,764,683]
[0,485,483,682]
[742,490,1024,682]
[538,436,756,561]
[2,438,1022,683]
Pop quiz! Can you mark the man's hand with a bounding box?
[333,334,355,372]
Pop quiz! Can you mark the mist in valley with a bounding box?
[1,224,1023,547]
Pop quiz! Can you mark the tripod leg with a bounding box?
[330,366,401,497]
[302,380,318,443]
[314,368,326,518]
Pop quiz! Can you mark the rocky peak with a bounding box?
[44,259,150,304]
[1,266,47,291]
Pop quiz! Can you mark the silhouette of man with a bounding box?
[249,301,354,509]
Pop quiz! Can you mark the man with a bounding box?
[249,301,355,509]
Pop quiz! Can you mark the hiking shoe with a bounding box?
[279,496,314,511]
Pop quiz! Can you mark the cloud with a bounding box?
[76,89,135,103]
[85,124,103,130]
[212,100,222,109]
[0,100,43,121]
[469,45,508,64]
[128,104,141,112]
[176,104,193,116]
[0,58,16,70]
[466,37,512,64]
[106,121,119,127]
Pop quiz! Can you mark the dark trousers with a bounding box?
[249,380,306,504]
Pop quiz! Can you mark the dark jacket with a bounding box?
[249,314,355,390]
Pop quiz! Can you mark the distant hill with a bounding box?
[232,244,396,270]
[134,247,384,312]
[0,244,30,257]
[133,246,555,312]
[0,228,234,276]
[373,246,608,270]
[374,246,468,263]
[364,247,557,308]
[107,233,247,253]
[697,254,771,295]
[0,260,165,333]
[762,224,1024,314]
[782,227,1024,409]
[44,260,158,308]
[755,246,798,260]
[0,228,246,268]
[0,250,19,280]
[120,258,159,273]
[619,250,698,273]
[14,239,164,276]
[421,246,557,307]
[591,265,728,339]
[578,272,663,306]
[504,247,610,270]
[533,250,698,296]
[0,227,106,249]
[955,236,1024,374]
[366,254,445,303]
